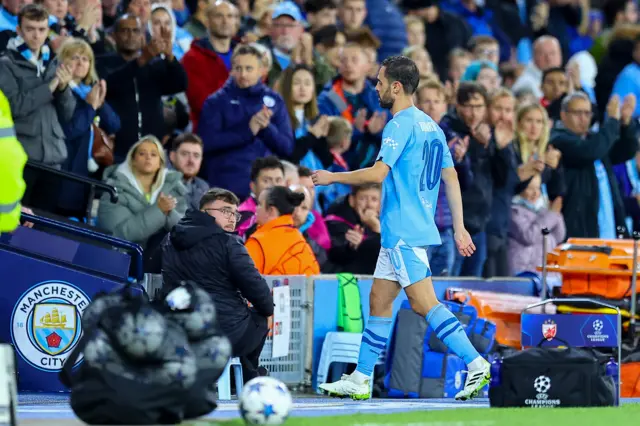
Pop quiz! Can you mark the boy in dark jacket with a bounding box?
[162,188,274,382]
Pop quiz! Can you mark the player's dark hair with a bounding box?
[381,55,420,95]
[199,188,240,209]
[250,156,285,182]
[264,186,305,215]
[352,183,382,195]
[456,81,488,106]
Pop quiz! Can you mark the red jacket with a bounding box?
[181,39,233,131]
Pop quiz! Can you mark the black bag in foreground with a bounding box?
[489,345,616,408]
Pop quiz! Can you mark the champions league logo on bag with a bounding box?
[525,376,561,407]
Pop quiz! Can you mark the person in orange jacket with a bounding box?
[245,185,320,276]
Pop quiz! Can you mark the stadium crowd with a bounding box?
[3,0,640,280]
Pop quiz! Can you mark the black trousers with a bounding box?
[483,234,510,278]
[231,310,269,383]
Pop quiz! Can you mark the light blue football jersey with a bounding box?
[376,106,453,248]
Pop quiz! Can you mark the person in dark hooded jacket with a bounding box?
[162,187,274,382]
[325,183,382,274]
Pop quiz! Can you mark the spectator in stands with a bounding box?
[181,0,239,130]
[245,185,320,275]
[484,88,518,278]
[282,159,299,186]
[403,0,472,83]
[610,33,640,118]
[67,0,112,56]
[513,102,565,204]
[317,43,386,170]
[511,35,562,98]
[304,0,337,33]
[306,116,352,212]
[550,92,638,238]
[416,80,471,276]
[0,0,32,33]
[258,1,334,89]
[161,187,274,382]
[290,183,330,269]
[447,47,472,91]
[362,0,407,60]
[98,135,187,270]
[404,15,425,48]
[614,151,640,232]
[540,66,569,121]
[312,24,345,70]
[148,3,193,60]
[57,38,120,218]
[344,26,381,82]
[277,64,333,166]
[297,165,331,251]
[441,82,509,277]
[468,34,500,66]
[97,14,188,161]
[325,183,381,274]
[198,44,293,198]
[509,174,565,275]
[401,45,435,85]
[0,4,76,212]
[182,0,205,38]
[122,0,152,28]
[237,156,285,238]
[338,0,366,34]
[169,133,208,211]
[591,0,638,64]
[460,59,501,94]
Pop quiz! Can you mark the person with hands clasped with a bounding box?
[549,92,638,238]
[98,135,187,272]
[0,4,77,212]
[57,38,121,219]
[96,14,187,161]
[198,44,293,199]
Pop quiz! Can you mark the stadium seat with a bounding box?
[316,331,384,396]
[217,357,243,400]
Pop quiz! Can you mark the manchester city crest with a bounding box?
[11,281,90,372]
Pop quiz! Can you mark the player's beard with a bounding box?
[379,88,394,109]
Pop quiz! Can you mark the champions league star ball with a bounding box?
[239,377,293,425]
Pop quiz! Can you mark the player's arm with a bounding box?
[319,161,390,185]
[313,118,405,186]
[442,167,475,257]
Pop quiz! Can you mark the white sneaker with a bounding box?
[455,360,491,401]
[318,373,371,400]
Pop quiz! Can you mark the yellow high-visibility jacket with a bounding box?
[0,89,27,233]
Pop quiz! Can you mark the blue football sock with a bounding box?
[426,303,480,365]
[355,316,393,377]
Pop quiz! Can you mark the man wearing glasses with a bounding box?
[162,187,274,383]
[549,92,638,239]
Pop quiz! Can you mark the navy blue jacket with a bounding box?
[197,78,293,199]
[59,93,120,214]
[365,0,407,60]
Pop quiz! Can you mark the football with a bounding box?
[239,377,293,425]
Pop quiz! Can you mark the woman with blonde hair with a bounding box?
[58,37,121,219]
[98,135,187,271]
[513,102,565,203]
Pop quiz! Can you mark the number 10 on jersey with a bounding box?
[420,139,444,192]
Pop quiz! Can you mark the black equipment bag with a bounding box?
[489,342,616,408]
